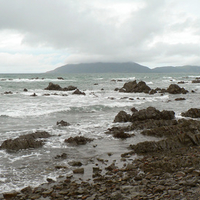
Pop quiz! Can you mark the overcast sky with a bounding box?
[0,0,200,73]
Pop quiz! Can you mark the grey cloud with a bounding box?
[0,0,200,67]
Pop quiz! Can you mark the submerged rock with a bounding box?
[57,120,70,126]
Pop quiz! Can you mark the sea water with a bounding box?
[0,72,199,193]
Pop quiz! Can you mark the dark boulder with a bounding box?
[64,136,93,145]
[119,80,151,93]
[0,131,51,151]
[130,107,175,121]
[167,84,188,94]
[45,82,63,91]
[113,111,131,123]
[57,120,70,126]
[181,108,200,118]
[72,89,85,95]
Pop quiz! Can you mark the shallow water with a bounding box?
[0,72,199,192]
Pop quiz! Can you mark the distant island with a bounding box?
[47,62,200,74]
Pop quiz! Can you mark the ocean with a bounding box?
[0,72,199,193]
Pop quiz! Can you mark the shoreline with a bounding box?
[2,106,200,199]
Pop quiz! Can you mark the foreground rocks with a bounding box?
[4,145,200,200]
[3,106,200,199]
[0,131,51,151]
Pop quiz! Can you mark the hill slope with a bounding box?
[47,62,151,73]
[47,62,200,73]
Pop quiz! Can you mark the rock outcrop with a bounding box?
[113,111,131,123]
[181,108,200,118]
[44,82,77,91]
[166,84,188,94]
[119,80,151,93]
[0,131,51,151]
[130,132,200,154]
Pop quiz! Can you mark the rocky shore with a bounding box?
[2,81,200,199]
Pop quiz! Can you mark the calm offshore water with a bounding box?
[0,73,199,192]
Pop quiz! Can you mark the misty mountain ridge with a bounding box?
[47,62,200,74]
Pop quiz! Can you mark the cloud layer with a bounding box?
[0,0,200,72]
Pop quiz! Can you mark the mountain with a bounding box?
[47,62,200,74]
[47,62,151,73]
[152,65,200,73]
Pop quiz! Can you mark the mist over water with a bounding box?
[0,73,199,193]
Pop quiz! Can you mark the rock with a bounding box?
[57,120,70,126]
[68,161,83,166]
[3,190,18,198]
[30,93,37,96]
[154,185,166,193]
[113,131,132,139]
[4,91,13,94]
[178,81,185,84]
[192,79,200,83]
[130,107,175,121]
[167,84,188,94]
[72,89,86,95]
[45,82,63,91]
[73,168,84,174]
[181,108,200,118]
[113,111,131,123]
[0,131,51,151]
[63,85,77,91]
[130,132,200,154]
[131,107,138,113]
[57,77,64,80]
[175,98,186,101]
[54,153,67,159]
[119,80,151,93]
[64,136,93,145]
[149,89,157,94]
[105,163,117,171]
